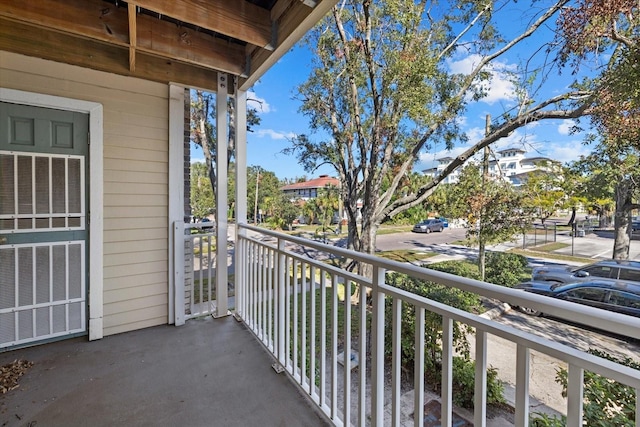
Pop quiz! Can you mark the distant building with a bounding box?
[281,175,340,201]
[421,156,462,184]
[423,148,559,186]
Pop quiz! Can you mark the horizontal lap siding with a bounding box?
[1,52,171,336]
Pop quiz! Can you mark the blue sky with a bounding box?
[191,4,597,181]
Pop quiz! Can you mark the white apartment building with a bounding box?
[423,148,559,186]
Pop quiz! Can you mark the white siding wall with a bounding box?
[1,51,170,336]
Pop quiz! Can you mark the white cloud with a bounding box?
[557,119,576,136]
[247,91,271,113]
[254,129,297,140]
[531,141,590,165]
[448,54,517,105]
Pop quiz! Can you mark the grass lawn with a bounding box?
[377,249,437,263]
[508,248,592,264]
[531,242,570,252]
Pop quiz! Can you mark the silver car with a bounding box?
[412,219,444,233]
[532,260,640,284]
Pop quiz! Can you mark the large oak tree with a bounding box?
[287,0,593,264]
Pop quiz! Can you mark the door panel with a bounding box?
[0,101,88,349]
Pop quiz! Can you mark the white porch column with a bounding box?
[168,84,185,325]
[234,84,247,318]
[215,74,230,317]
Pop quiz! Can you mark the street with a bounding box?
[375,227,467,251]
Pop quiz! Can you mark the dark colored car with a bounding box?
[515,280,640,318]
[412,218,444,233]
[632,220,640,232]
[531,260,640,284]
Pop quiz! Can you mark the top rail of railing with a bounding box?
[238,223,640,341]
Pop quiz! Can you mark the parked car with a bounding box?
[437,217,449,228]
[515,280,640,318]
[632,219,640,232]
[531,259,640,284]
[412,218,444,233]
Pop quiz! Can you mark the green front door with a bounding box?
[0,101,89,349]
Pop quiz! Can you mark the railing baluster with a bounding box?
[260,245,265,341]
[371,266,386,427]
[515,344,530,427]
[267,248,273,350]
[284,253,291,370]
[343,278,352,427]
[441,316,453,427]
[392,298,402,427]
[474,329,487,427]
[331,273,338,418]
[566,364,584,427]
[301,261,307,390]
[414,307,425,427]
[252,244,257,333]
[293,259,299,379]
[310,265,317,399]
[277,239,286,367]
[636,388,639,427]
[319,267,327,409]
[207,232,213,312]
[358,281,367,427]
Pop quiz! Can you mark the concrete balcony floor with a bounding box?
[0,316,330,427]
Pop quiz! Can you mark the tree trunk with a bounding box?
[478,240,486,281]
[566,207,576,226]
[612,181,631,260]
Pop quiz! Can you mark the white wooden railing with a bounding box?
[174,221,218,323]
[235,224,640,427]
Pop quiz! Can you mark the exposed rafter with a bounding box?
[0,0,337,92]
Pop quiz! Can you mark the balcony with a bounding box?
[2,224,639,426]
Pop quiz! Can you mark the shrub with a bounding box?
[426,260,481,280]
[451,357,505,408]
[384,262,505,409]
[484,252,530,287]
[385,271,480,371]
[530,349,638,427]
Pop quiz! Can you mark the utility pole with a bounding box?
[479,114,490,281]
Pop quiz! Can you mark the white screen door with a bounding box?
[0,101,88,349]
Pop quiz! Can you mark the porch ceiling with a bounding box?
[0,0,335,92]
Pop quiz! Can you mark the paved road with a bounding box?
[376,227,467,251]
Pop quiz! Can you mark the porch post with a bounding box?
[234,84,247,318]
[215,74,229,317]
[168,84,185,325]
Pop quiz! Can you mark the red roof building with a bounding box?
[281,175,340,200]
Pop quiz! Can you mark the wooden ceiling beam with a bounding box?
[0,0,247,77]
[128,3,137,72]
[0,17,222,92]
[129,0,274,50]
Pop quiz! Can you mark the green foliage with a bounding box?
[190,162,214,219]
[559,349,637,427]
[449,165,533,248]
[529,412,566,427]
[531,349,638,427]
[426,260,481,280]
[451,357,505,408]
[484,252,530,287]
[265,193,300,230]
[384,270,480,372]
[384,262,508,409]
[520,165,570,223]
